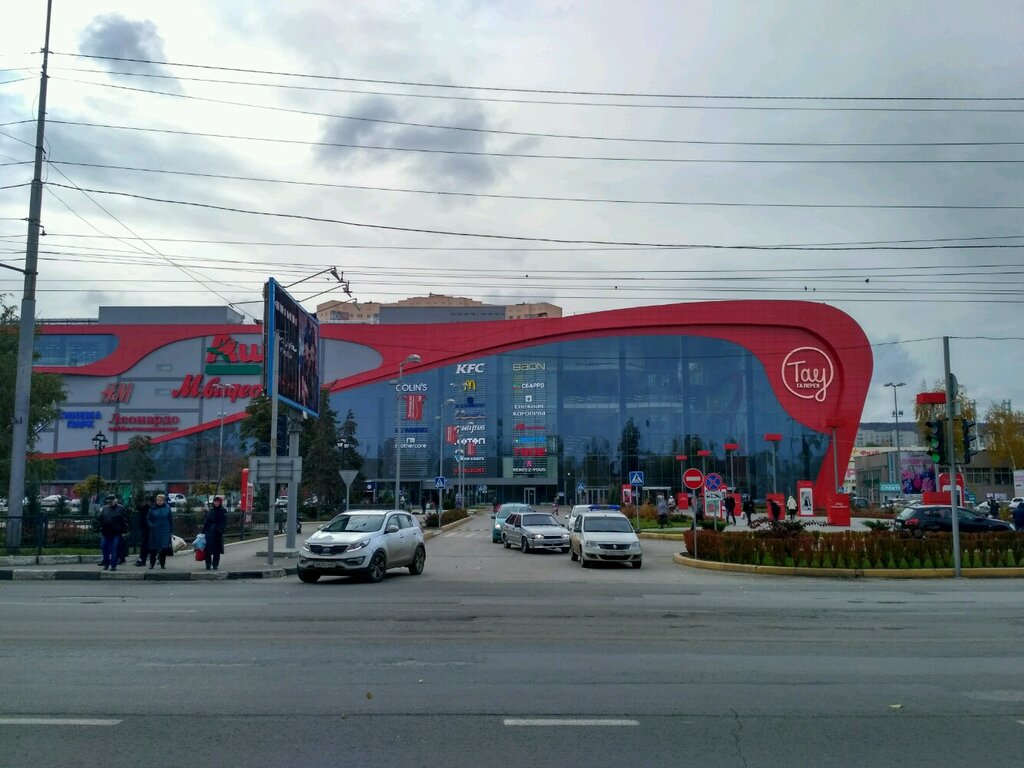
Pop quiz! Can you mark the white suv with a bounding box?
[297,510,425,583]
[569,511,642,569]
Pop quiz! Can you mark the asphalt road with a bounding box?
[2,513,1023,767]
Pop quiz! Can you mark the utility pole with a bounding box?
[6,0,54,552]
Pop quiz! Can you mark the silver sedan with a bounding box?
[501,512,571,553]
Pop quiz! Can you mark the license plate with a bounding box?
[314,561,339,568]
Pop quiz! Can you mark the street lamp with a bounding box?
[454,448,465,511]
[216,410,226,496]
[92,431,108,510]
[393,353,421,509]
[884,382,906,499]
[436,398,456,528]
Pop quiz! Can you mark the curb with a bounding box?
[673,553,1024,578]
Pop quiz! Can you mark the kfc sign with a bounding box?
[782,347,834,403]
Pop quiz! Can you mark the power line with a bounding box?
[42,159,1024,211]
[50,52,1024,104]
[44,66,1024,143]
[39,112,1024,165]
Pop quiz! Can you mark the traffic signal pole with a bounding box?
[944,337,962,577]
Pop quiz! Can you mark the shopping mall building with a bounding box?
[33,299,872,509]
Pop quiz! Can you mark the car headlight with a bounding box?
[560,533,569,539]
[494,522,502,530]
[532,533,545,540]
[347,539,370,552]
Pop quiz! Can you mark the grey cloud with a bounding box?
[316,98,501,191]
[78,14,183,94]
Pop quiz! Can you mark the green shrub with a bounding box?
[922,556,934,569]
[822,553,833,568]
[784,556,795,567]
[898,557,910,569]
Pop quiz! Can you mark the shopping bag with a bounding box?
[195,548,206,561]
[193,533,207,551]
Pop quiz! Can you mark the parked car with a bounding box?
[850,496,870,510]
[565,503,620,531]
[491,502,532,543]
[167,493,187,507]
[501,511,570,553]
[297,510,425,583]
[569,511,642,568]
[39,494,79,510]
[896,505,1014,534]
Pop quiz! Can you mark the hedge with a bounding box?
[682,530,1024,569]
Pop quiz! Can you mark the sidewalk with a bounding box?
[0,514,465,582]
[0,533,306,581]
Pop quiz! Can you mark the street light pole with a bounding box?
[92,431,107,513]
[216,410,226,496]
[884,382,906,499]
[393,354,421,509]
[437,398,455,528]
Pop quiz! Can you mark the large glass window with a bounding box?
[327,333,829,505]
[36,334,118,366]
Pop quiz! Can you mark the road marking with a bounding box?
[503,718,639,727]
[0,718,122,726]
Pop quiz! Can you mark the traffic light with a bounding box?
[962,418,978,465]
[924,419,947,465]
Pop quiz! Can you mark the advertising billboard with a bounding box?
[264,278,320,418]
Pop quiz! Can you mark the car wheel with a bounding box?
[502,534,511,549]
[366,551,387,583]
[408,546,426,575]
[298,570,320,583]
[520,537,530,553]
[632,559,643,569]
[570,547,578,561]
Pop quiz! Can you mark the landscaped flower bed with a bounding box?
[682,529,1024,569]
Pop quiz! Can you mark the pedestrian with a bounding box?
[202,495,228,571]
[787,494,798,521]
[656,494,669,528]
[133,497,152,566]
[724,494,737,525]
[146,493,174,569]
[988,497,1000,518]
[421,496,427,515]
[1014,499,1024,532]
[97,494,128,571]
[768,497,781,523]
[742,495,755,525]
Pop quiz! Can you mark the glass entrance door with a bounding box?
[523,487,536,506]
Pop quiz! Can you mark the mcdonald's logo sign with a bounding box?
[463,379,477,392]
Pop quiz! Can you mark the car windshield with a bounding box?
[523,514,559,527]
[583,516,634,533]
[497,505,528,519]
[323,514,384,533]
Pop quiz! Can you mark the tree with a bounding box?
[120,435,156,502]
[984,402,1024,469]
[301,388,345,515]
[0,297,66,498]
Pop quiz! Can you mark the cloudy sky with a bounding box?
[2,1,1023,424]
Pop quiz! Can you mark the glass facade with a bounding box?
[36,334,118,366]
[332,334,830,505]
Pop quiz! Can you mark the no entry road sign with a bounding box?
[682,468,704,490]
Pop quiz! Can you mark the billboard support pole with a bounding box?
[266,333,279,566]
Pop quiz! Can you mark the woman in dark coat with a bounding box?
[202,496,228,570]
[133,498,151,567]
[146,493,174,569]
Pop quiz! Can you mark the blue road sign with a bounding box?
[705,472,724,491]
[434,476,446,489]
[629,470,644,486]
[576,482,586,493]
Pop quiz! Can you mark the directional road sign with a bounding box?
[682,468,704,490]
[705,472,724,492]
[628,470,644,486]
